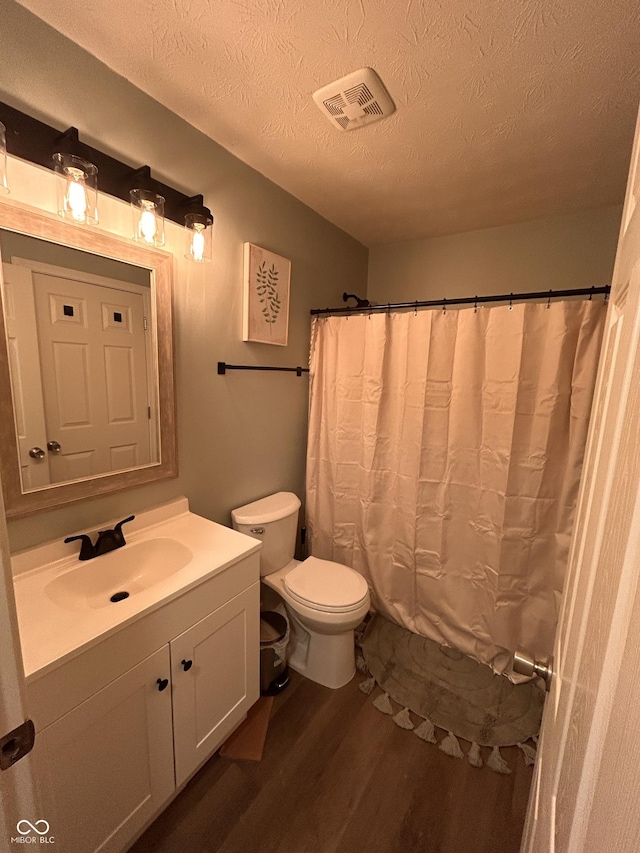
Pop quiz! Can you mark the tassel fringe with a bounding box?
[367,690,535,774]
[414,717,437,744]
[356,655,369,674]
[517,742,537,766]
[487,746,512,775]
[358,676,376,695]
[439,731,464,759]
[467,742,483,768]
[373,692,394,715]
[392,707,414,730]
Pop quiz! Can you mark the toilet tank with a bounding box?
[231,492,301,577]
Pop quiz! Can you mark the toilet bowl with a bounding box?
[231,492,370,689]
[263,556,370,688]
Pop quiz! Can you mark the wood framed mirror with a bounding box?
[0,201,177,518]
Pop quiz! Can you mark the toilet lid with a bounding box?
[284,557,369,612]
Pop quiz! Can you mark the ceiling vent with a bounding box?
[312,68,395,132]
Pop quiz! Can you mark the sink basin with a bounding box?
[45,538,194,611]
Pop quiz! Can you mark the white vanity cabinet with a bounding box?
[25,548,260,853]
[35,646,175,853]
[171,585,259,787]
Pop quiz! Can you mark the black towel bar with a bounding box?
[217,361,309,376]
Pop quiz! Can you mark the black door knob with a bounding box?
[181,659,193,672]
[157,678,169,691]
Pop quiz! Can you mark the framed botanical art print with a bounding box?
[242,242,291,346]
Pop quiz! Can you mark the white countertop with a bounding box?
[12,497,261,680]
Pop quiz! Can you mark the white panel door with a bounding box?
[32,272,151,482]
[1,262,50,489]
[35,645,174,853]
[171,583,260,788]
[523,105,640,852]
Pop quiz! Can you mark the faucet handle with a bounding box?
[113,515,135,544]
[64,534,96,561]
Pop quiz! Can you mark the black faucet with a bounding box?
[64,515,136,561]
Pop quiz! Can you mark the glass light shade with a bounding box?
[184,212,213,263]
[130,189,165,247]
[53,153,98,223]
[0,122,8,194]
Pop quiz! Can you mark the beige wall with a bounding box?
[368,206,622,303]
[0,1,368,551]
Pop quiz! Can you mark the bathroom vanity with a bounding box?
[11,498,261,853]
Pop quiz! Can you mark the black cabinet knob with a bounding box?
[157,678,169,691]
[181,659,193,672]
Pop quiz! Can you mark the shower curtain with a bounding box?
[306,300,606,675]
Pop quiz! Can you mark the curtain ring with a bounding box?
[509,292,513,311]
[474,296,478,313]
[442,298,446,315]
[589,286,594,301]
[604,290,609,303]
[547,290,552,309]
[414,301,418,316]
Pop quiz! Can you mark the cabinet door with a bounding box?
[35,645,174,853]
[171,583,260,786]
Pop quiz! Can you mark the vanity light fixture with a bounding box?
[130,167,165,247]
[0,101,212,238]
[184,195,213,263]
[0,121,8,194]
[53,128,99,224]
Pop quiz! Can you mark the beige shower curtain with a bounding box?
[306,300,606,675]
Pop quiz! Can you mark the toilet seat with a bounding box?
[284,556,369,613]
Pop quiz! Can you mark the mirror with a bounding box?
[0,203,177,518]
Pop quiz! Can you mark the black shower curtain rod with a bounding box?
[310,285,611,317]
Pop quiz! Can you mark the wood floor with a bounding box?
[131,670,533,853]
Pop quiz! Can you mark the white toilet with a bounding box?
[231,492,370,689]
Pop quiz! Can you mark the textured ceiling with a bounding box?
[14,0,640,246]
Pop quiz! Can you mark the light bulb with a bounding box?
[184,210,212,262]
[130,188,164,246]
[54,153,98,223]
[190,224,206,262]
[138,203,157,244]
[65,167,88,222]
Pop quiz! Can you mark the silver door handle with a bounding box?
[28,447,45,460]
[514,649,554,691]
[47,441,61,453]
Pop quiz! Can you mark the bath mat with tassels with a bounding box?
[358,615,543,772]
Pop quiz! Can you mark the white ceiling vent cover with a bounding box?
[312,68,395,132]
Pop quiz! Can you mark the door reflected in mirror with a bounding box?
[0,203,177,519]
[1,231,159,491]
